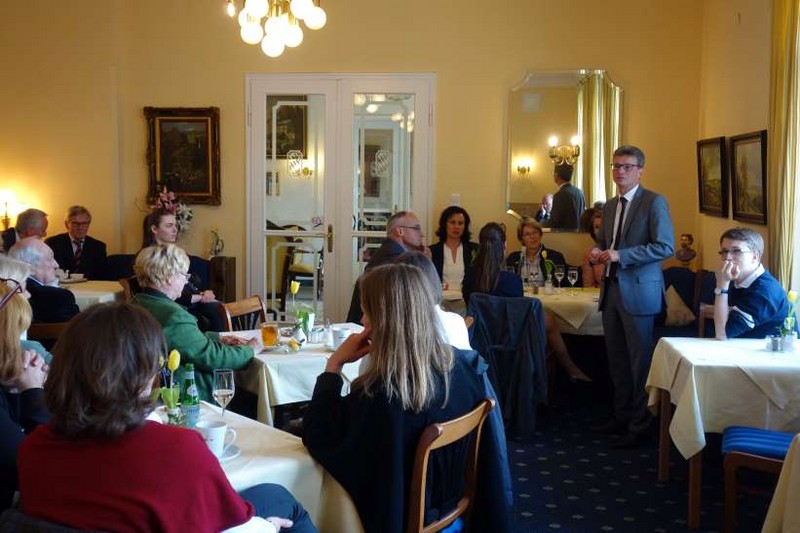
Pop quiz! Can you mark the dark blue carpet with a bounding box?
[508,403,774,532]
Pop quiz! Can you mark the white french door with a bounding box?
[246,74,436,321]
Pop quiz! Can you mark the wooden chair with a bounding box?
[27,322,70,346]
[220,295,267,332]
[118,275,141,302]
[721,426,794,533]
[407,398,495,533]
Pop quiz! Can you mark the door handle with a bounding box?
[327,224,334,253]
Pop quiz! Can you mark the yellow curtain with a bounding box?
[768,0,800,286]
[577,71,622,205]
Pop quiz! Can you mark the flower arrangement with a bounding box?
[152,349,183,425]
[541,250,556,278]
[290,281,315,337]
[153,186,194,234]
[780,290,798,336]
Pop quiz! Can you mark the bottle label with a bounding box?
[186,384,198,398]
[184,371,195,379]
[181,403,200,427]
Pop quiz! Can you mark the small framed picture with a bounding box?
[144,107,221,205]
[729,130,767,225]
[696,137,728,218]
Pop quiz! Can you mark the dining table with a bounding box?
[762,433,800,532]
[527,287,603,336]
[63,280,124,310]
[645,336,800,528]
[157,402,364,533]
[224,324,364,426]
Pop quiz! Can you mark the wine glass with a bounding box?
[567,267,579,295]
[554,266,565,291]
[213,369,235,419]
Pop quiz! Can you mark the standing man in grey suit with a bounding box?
[542,163,586,230]
[590,146,674,448]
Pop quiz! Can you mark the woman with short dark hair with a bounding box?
[17,302,317,533]
[429,206,478,297]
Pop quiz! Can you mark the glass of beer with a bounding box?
[260,323,279,347]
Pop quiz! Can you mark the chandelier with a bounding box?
[227,0,327,58]
[548,135,581,166]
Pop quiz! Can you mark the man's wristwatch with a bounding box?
[713,287,729,295]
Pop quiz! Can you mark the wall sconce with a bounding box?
[287,150,313,179]
[516,165,530,177]
[0,190,15,231]
[548,135,581,166]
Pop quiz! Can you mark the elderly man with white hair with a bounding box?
[1,208,48,253]
[8,238,79,323]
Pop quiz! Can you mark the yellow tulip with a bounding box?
[541,250,548,259]
[290,281,301,295]
[167,349,181,372]
[788,290,797,303]
[158,355,165,368]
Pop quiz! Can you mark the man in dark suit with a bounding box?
[542,163,586,230]
[1,208,48,253]
[346,211,430,323]
[590,146,674,448]
[45,205,107,280]
[8,237,79,323]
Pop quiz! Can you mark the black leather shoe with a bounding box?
[591,419,627,435]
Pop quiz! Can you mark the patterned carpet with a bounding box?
[508,399,774,533]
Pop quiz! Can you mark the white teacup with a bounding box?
[69,273,85,281]
[331,327,352,349]
[196,420,237,458]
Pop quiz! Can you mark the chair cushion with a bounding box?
[664,285,696,326]
[722,426,795,460]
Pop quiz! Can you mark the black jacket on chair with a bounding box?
[45,233,107,280]
[26,278,80,324]
[467,293,548,439]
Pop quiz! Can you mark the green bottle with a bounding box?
[180,363,200,427]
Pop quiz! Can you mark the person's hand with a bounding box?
[419,244,432,259]
[589,247,603,264]
[265,517,293,531]
[15,350,47,391]
[245,337,259,349]
[326,327,372,373]
[594,248,619,265]
[220,335,247,346]
[199,290,216,303]
[716,259,738,286]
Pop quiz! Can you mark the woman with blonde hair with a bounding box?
[303,263,510,532]
[0,282,50,510]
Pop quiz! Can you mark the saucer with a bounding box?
[219,444,241,462]
[60,278,88,285]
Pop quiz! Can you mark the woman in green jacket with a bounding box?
[132,244,256,401]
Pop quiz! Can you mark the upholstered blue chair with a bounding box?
[721,426,795,533]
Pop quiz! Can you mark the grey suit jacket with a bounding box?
[597,186,674,315]
[542,182,586,230]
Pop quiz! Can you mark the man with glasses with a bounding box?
[708,227,789,339]
[1,208,48,253]
[8,238,79,323]
[45,206,107,280]
[346,211,430,323]
[589,145,675,448]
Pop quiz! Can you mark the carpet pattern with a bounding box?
[508,403,774,533]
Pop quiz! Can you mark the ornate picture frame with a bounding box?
[144,107,221,205]
[729,130,767,225]
[696,136,728,218]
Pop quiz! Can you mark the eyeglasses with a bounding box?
[398,225,422,232]
[0,278,24,311]
[610,163,641,171]
[68,221,91,227]
[718,248,754,257]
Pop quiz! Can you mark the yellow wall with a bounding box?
[697,0,771,269]
[1,1,715,295]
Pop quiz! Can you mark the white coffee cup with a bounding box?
[196,420,237,458]
[331,327,352,349]
[69,273,85,281]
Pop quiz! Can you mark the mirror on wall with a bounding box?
[506,70,623,230]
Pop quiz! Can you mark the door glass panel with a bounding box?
[352,93,415,268]
[264,94,325,321]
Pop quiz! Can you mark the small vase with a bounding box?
[543,277,554,295]
[166,407,185,427]
[784,332,797,351]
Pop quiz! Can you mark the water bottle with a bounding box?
[180,363,200,427]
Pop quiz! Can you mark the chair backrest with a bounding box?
[27,322,70,343]
[407,398,495,533]
[118,275,142,302]
[0,508,105,533]
[220,295,267,331]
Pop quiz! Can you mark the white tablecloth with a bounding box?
[64,280,124,310]
[529,288,603,336]
[646,337,800,459]
[194,403,363,533]
[763,434,800,532]
[226,324,363,425]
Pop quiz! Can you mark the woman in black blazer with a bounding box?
[429,206,478,297]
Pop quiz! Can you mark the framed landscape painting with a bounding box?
[696,137,728,218]
[729,130,767,225]
[144,107,221,205]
